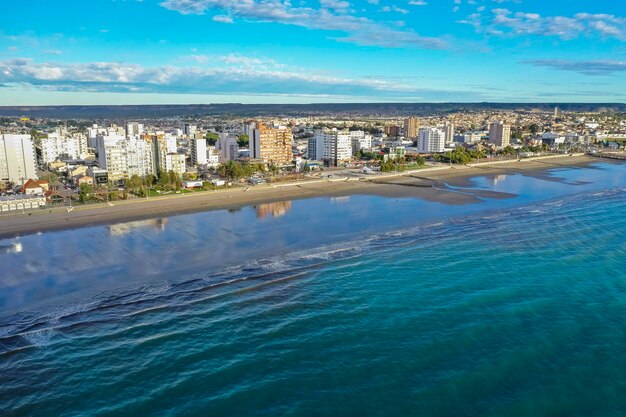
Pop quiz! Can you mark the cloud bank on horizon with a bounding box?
[0,0,624,104]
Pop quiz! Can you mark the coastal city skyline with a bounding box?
[1,0,625,105]
[2,2,626,416]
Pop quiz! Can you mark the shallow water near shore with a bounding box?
[0,161,625,416]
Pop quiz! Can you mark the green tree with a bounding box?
[127,174,142,194]
[237,134,249,148]
[79,183,93,203]
[205,132,219,146]
[268,163,280,176]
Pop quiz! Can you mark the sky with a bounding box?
[0,0,625,105]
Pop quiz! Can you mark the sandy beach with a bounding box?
[0,155,615,239]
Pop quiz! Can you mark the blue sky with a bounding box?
[0,0,625,104]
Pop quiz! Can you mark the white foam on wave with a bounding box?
[22,328,55,347]
[45,302,94,325]
[144,283,172,295]
[0,324,17,338]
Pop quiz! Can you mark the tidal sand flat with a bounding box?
[0,155,607,239]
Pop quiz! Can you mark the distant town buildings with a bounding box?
[417,128,445,153]
[0,134,38,185]
[488,121,511,147]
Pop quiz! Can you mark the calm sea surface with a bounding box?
[0,162,625,416]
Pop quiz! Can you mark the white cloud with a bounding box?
[159,0,449,49]
[0,57,408,96]
[462,8,626,40]
[212,14,233,23]
[522,59,626,76]
[0,57,485,100]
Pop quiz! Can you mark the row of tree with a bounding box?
[216,160,279,180]
[126,170,183,196]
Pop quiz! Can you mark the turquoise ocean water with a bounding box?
[1,162,625,416]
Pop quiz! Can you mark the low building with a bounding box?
[0,194,46,212]
[87,167,109,185]
[75,175,94,187]
[20,179,49,195]
[182,180,204,188]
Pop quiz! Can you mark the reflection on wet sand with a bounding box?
[255,201,292,218]
[491,175,508,185]
[0,242,22,254]
[109,218,169,236]
[331,196,351,204]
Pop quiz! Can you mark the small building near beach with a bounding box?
[0,194,47,212]
[182,180,204,189]
[20,179,49,195]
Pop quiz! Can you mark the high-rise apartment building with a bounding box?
[444,122,455,144]
[183,124,197,136]
[404,117,419,139]
[385,125,402,137]
[142,132,178,174]
[350,130,372,154]
[307,135,324,161]
[217,133,239,163]
[96,133,154,180]
[126,123,144,136]
[249,122,293,165]
[165,153,186,176]
[320,129,352,167]
[417,128,445,153]
[0,134,38,185]
[41,127,88,164]
[488,121,511,147]
[190,138,208,165]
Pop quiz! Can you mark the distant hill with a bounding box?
[0,103,624,119]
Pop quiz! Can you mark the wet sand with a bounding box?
[0,155,611,239]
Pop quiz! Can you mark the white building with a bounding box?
[96,133,154,180]
[126,123,144,136]
[165,153,186,175]
[320,129,352,166]
[41,128,88,164]
[217,133,239,163]
[207,146,220,167]
[0,194,46,212]
[444,122,455,144]
[417,128,446,153]
[183,124,197,136]
[454,132,482,144]
[0,134,38,185]
[350,130,373,154]
[190,138,208,165]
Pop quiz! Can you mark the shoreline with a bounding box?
[0,154,617,240]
